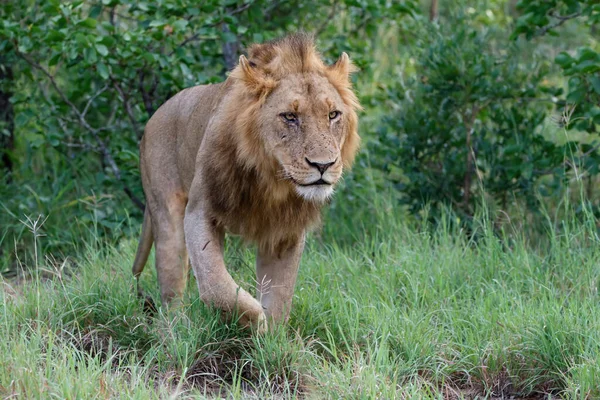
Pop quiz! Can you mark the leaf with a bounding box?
[97,62,109,79]
[555,52,573,68]
[221,29,237,43]
[566,87,586,103]
[74,33,89,45]
[46,30,66,42]
[97,36,116,47]
[15,112,30,127]
[590,76,600,95]
[95,43,109,56]
[589,107,600,123]
[79,18,97,29]
[158,56,168,68]
[172,19,188,32]
[17,37,33,53]
[575,60,600,74]
[89,5,103,19]
[84,47,97,64]
[180,63,191,77]
[143,53,155,63]
[48,52,62,66]
[578,47,600,62]
[149,20,166,28]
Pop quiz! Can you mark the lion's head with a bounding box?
[229,34,361,203]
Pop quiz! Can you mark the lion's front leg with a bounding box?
[256,233,305,325]
[184,206,267,332]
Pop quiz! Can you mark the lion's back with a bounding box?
[140,82,228,194]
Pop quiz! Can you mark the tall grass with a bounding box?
[2,188,600,398]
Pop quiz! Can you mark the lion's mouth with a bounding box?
[297,178,331,186]
[288,176,332,187]
[292,177,336,202]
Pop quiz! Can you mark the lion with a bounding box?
[131,33,360,332]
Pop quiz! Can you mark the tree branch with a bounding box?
[459,99,491,212]
[429,0,438,22]
[112,79,142,139]
[535,11,582,37]
[109,6,116,26]
[221,23,239,71]
[138,69,156,116]
[82,84,108,119]
[264,0,286,17]
[169,2,252,57]
[315,0,339,37]
[17,52,145,211]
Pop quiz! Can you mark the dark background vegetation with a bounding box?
[0,0,599,267]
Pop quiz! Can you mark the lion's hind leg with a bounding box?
[153,191,190,305]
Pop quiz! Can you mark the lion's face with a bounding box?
[257,73,349,202]
[230,40,360,204]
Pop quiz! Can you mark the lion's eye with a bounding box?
[329,110,341,120]
[281,112,298,123]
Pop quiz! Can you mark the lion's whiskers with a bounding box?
[276,168,293,182]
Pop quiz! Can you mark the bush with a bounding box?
[374,13,570,219]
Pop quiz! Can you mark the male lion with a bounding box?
[131,33,360,331]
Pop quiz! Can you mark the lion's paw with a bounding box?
[237,304,268,334]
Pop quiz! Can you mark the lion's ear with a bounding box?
[329,52,357,79]
[237,55,258,84]
[232,55,275,95]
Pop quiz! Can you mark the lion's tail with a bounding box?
[132,206,153,280]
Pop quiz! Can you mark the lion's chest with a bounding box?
[203,158,321,250]
[209,182,320,249]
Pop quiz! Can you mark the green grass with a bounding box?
[2,195,600,399]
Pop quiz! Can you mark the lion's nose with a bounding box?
[305,157,336,175]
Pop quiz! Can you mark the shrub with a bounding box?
[374,14,569,219]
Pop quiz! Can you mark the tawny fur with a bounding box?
[132,33,361,330]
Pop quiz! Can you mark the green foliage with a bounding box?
[555,46,600,132]
[514,0,600,134]
[374,13,568,218]
[513,0,599,39]
[1,0,598,252]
